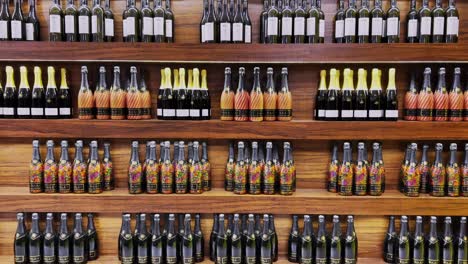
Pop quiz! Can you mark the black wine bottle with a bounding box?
[43,213,57,264]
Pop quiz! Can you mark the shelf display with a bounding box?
[0,0,40,41]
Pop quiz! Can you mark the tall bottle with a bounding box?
[233,141,247,194]
[326,69,340,120]
[91,0,104,41]
[141,0,154,42]
[127,66,142,120]
[315,70,328,120]
[120,214,134,264]
[103,0,114,41]
[428,216,441,264]
[404,143,420,197]
[463,143,468,197]
[88,140,103,194]
[16,66,31,118]
[139,70,151,120]
[412,216,425,264]
[78,0,91,42]
[136,214,149,263]
[110,66,126,119]
[434,67,449,121]
[277,67,292,121]
[385,68,398,121]
[280,142,294,195]
[73,213,87,264]
[315,215,328,264]
[78,66,94,119]
[445,0,459,43]
[73,140,87,193]
[14,213,27,264]
[64,0,78,41]
[280,0,292,43]
[266,0,279,43]
[242,0,251,43]
[259,214,272,264]
[328,215,342,264]
[200,69,211,120]
[43,140,58,193]
[432,0,445,43]
[49,0,63,41]
[368,68,383,120]
[204,0,216,43]
[338,142,353,195]
[443,217,455,263]
[306,0,319,43]
[200,0,208,43]
[228,214,241,264]
[357,0,370,43]
[161,141,174,194]
[406,0,418,43]
[340,68,354,120]
[128,141,143,194]
[209,214,218,261]
[344,0,357,43]
[150,214,163,264]
[145,141,159,193]
[4,66,17,118]
[221,67,234,120]
[344,216,358,264]
[418,144,430,194]
[386,0,400,43]
[243,214,256,264]
[333,0,345,43]
[263,142,276,194]
[417,68,434,121]
[369,142,385,196]
[58,68,72,118]
[190,68,201,120]
[259,0,268,43]
[58,140,72,193]
[264,67,277,121]
[193,214,204,262]
[164,0,174,42]
[353,68,367,120]
[0,0,10,41]
[449,67,464,121]
[419,0,431,43]
[164,214,177,264]
[269,215,278,262]
[58,213,71,264]
[234,67,249,121]
[383,216,396,263]
[458,217,468,263]
[94,67,110,119]
[28,213,41,264]
[431,143,446,197]
[29,140,43,193]
[396,216,411,264]
[153,0,165,42]
[287,215,299,262]
[354,142,368,195]
[447,143,460,197]
[300,215,314,264]
[224,143,236,192]
[250,67,264,122]
[231,0,244,43]
[30,67,44,118]
[176,68,189,120]
[216,214,228,264]
[125,0,141,42]
[404,72,418,121]
[86,213,98,261]
[200,142,211,191]
[189,141,203,194]
[180,214,193,264]
[328,144,339,193]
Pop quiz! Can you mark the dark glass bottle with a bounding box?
[120,214,134,264]
[193,214,204,262]
[266,0,279,43]
[463,144,468,197]
[344,216,358,264]
[357,0,370,43]
[368,68,383,121]
[166,214,177,264]
[293,0,305,43]
[151,214,163,264]
[43,213,56,264]
[431,143,446,197]
[31,67,44,118]
[136,213,149,263]
[125,0,141,42]
[219,0,231,43]
[11,0,25,41]
[200,70,211,120]
[354,142,368,195]
[244,214,256,264]
[29,140,43,193]
[259,0,268,43]
[354,68,368,121]
[447,143,460,197]
[330,215,343,264]
[445,0,459,43]
[200,0,208,43]
[88,140,103,194]
[300,215,314,264]
[78,0,91,42]
[281,0,292,43]
[153,0,165,42]
[65,0,78,41]
[412,216,425,264]
[417,67,434,121]
[103,0,114,41]
[260,214,272,264]
[449,67,464,121]
[404,143,419,197]
[315,70,327,120]
[338,142,353,195]
[225,143,235,191]
[341,68,354,121]
[28,213,42,264]
[325,69,340,121]
[428,216,441,264]
[17,66,31,118]
[234,141,247,194]
[230,214,242,264]
[269,215,278,261]
[242,0,251,43]
[87,214,98,261]
[141,0,154,42]
[45,66,59,119]
[385,68,398,121]
[58,140,72,193]
[216,214,228,264]
[0,0,11,40]
[432,0,445,43]
[396,216,411,264]
[58,68,72,118]
[44,140,58,193]
[458,217,468,264]
[370,0,384,43]
[306,0,319,43]
[73,213,87,264]
[419,0,431,43]
[177,213,185,262]
[181,214,194,264]
[386,0,400,43]
[210,214,218,261]
[58,213,71,264]
[128,141,143,194]
[4,66,17,118]
[14,213,27,264]
[73,140,86,193]
[231,0,244,43]
[317,0,325,43]
[344,0,357,43]
[49,0,62,41]
[418,144,430,194]
[203,0,217,43]
[315,215,328,264]
[443,217,455,263]
[91,0,104,42]
[327,144,339,193]
[334,0,345,43]
[288,215,299,263]
[406,0,418,43]
[164,0,174,42]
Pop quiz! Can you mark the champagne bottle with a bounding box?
[463,143,468,197]
[91,0,104,42]
[369,142,385,196]
[404,72,418,121]
[139,70,151,120]
[216,214,228,264]
[220,67,234,120]
[93,66,110,119]
[404,143,420,197]
[432,0,445,43]
[194,214,204,262]
[417,144,430,194]
[341,68,354,120]
[190,68,202,120]
[165,214,177,264]
[164,0,174,42]
[14,213,27,264]
[315,215,328,264]
[49,0,63,41]
[443,217,455,263]
[136,213,149,263]
[78,0,91,42]
[419,0,431,43]
[344,216,358,264]
[269,215,278,261]
[28,213,41,264]
[242,0,251,43]
[176,68,189,120]
[306,0,319,43]
[110,66,126,120]
[44,140,58,193]
[288,215,300,263]
[234,141,247,194]
[325,69,340,120]
[412,216,425,264]
[78,66,94,119]
[0,0,10,41]
[210,214,219,261]
[203,0,216,43]
[190,141,203,194]
[449,67,463,121]
[383,216,396,263]
[161,141,174,194]
[232,0,244,43]
[11,0,24,41]
[87,213,98,261]
[104,0,114,41]
[277,67,292,121]
[354,142,367,195]
[30,140,43,193]
[180,214,193,264]
[263,67,277,121]
[386,0,399,43]
[281,0,292,43]
[406,0,418,43]
[200,69,211,119]
[229,214,242,264]
[146,141,160,193]
[141,0,154,42]
[120,214,134,264]
[88,140,103,194]
[124,0,140,42]
[249,142,261,194]
[317,0,325,43]
[357,0,370,43]
[17,66,31,118]
[250,67,264,122]
[300,215,314,264]
[338,142,353,196]
[434,67,449,121]
[458,217,468,263]
[58,140,72,193]
[65,0,77,41]
[315,70,327,120]
[73,140,87,193]
[431,143,446,197]
[399,144,411,193]
[260,214,272,264]
[225,143,235,191]
[4,66,17,118]
[58,213,71,264]
[127,66,142,120]
[333,0,345,43]
[73,213,87,264]
[242,214,255,264]
[428,216,441,264]
[328,144,339,193]
[369,68,383,120]
[266,0,279,43]
[447,143,460,197]
[279,142,293,195]
[151,214,163,264]
[263,142,276,194]
[128,141,143,194]
[30,66,44,118]
[385,68,398,121]
[344,0,357,43]
[445,0,459,43]
[201,142,211,191]
[152,0,165,42]
[58,68,72,118]
[234,67,249,121]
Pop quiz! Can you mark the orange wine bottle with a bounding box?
[249,67,264,121]
[433,67,449,121]
[449,67,463,121]
[220,67,235,121]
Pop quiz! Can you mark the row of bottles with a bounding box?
[315,68,398,121]
[288,215,358,264]
[225,141,296,195]
[0,66,72,119]
[29,139,114,194]
[157,67,211,120]
[119,213,204,264]
[220,67,292,122]
[209,213,279,264]
[49,0,115,42]
[78,66,152,120]
[404,67,467,122]
[200,0,252,43]
[400,142,468,197]
[128,140,211,194]
[14,212,98,264]
[259,0,325,44]
[383,215,467,264]
[328,141,386,196]
[0,0,40,41]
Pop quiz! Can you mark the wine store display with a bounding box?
[29,139,114,194]
[157,67,211,120]
[404,67,467,122]
[0,0,40,41]
[315,68,398,121]
[383,215,468,264]
[209,213,279,264]
[128,140,211,194]
[220,66,292,122]
[14,212,99,263]
[288,215,358,264]
[200,0,252,43]
[259,0,325,44]
[399,142,468,197]
[225,141,296,195]
[328,141,385,196]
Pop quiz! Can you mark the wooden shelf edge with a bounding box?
[0,42,466,63]
[1,188,467,215]
[1,119,468,140]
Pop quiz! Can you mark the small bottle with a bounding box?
[234,67,250,121]
[368,68,383,121]
[264,68,277,121]
[29,140,44,193]
[58,140,72,193]
[146,141,160,193]
[87,213,98,260]
[225,143,235,192]
[59,68,72,118]
[175,141,188,194]
[404,143,420,197]
[354,142,368,196]
[190,141,203,194]
[300,215,314,264]
[369,142,384,196]
[127,66,142,120]
[277,67,292,121]
[151,214,163,264]
[87,140,103,194]
[338,142,353,196]
[234,141,248,194]
[78,66,95,119]
[44,140,58,193]
[288,215,300,263]
[31,66,44,118]
[412,216,425,264]
[434,67,449,121]
[14,213,27,264]
[443,217,455,263]
[344,216,358,264]
[72,213,87,264]
[128,141,143,194]
[4,66,17,118]
[328,144,339,193]
[216,214,228,264]
[120,214,134,264]
[58,213,72,264]
[385,68,398,121]
[161,141,174,194]
[447,143,460,197]
[260,214,272,264]
[209,214,218,261]
[431,143,446,197]
[110,66,127,120]
[17,66,31,118]
[404,72,418,121]
[457,217,468,263]
[194,214,204,262]
[73,140,87,193]
[249,142,262,194]
[28,213,42,264]
[417,67,434,121]
[383,216,396,263]
[418,144,430,194]
[136,214,149,263]
[280,142,294,195]
[449,67,464,121]
[250,67,264,122]
[315,70,328,120]
[428,216,441,264]
[263,142,276,195]
[315,215,328,264]
[94,66,110,119]
[102,142,114,191]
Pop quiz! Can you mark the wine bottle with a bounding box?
[161,141,174,194]
[385,68,398,121]
[338,142,353,195]
[445,0,459,43]
[233,141,247,194]
[193,214,204,262]
[218,0,231,43]
[189,68,201,120]
[145,141,159,193]
[58,213,71,264]
[201,142,211,191]
[200,0,208,43]
[0,0,10,41]
[259,215,271,264]
[432,0,445,43]
[128,141,143,194]
[317,0,325,43]
[281,0,292,43]
[249,142,261,194]
[266,0,279,43]
[458,217,468,263]
[87,213,98,260]
[136,213,149,263]
[88,140,103,193]
[91,0,104,42]
[49,0,62,41]
[242,0,251,43]
[200,69,211,120]
[58,140,72,193]
[125,0,141,42]
[234,67,249,121]
[102,142,113,191]
[343,0,357,43]
[369,142,385,196]
[412,216,425,264]
[220,67,234,120]
[120,214,134,264]
[73,213,87,264]
[227,214,241,264]
[223,143,235,192]
[327,144,339,193]
[150,214,163,264]
[203,0,216,43]
[164,214,176,264]
[215,214,227,264]
[300,215,314,264]
[29,140,43,193]
[164,0,174,42]
[369,68,383,121]
[370,0,383,43]
[264,67,277,121]
[417,144,430,194]
[64,0,77,41]
[325,69,340,120]
[332,0,345,43]
[127,66,142,120]
[306,0,319,43]
[287,215,300,263]
[463,143,468,197]
[262,142,275,194]
[447,143,460,197]
[434,67,449,121]
[354,142,368,195]
[419,0,431,43]
[357,0,370,43]
[57,68,72,118]
[386,0,399,43]
[279,142,293,195]
[449,67,463,121]
[406,0,418,43]
[443,217,455,263]
[141,0,154,42]
[292,0,305,43]
[72,140,86,193]
[383,216,396,263]
[43,140,58,193]
[175,68,188,119]
[14,213,27,264]
[11,0,24,41]
[277,67,292,121]
[189,141,202,194]
[139,70,152,120]
[231,0,244,43]
[209,214,218,261]
[341,68,354,120]
[153,0,165,42]
[404,143,419,197]
[92,66,109,119]
[314,215,327,264]
[78,0,91,42]
[28,213,41,264]
[267,215,277,262]
[4,66,16,118]
[315,70,327,120]
[428,216,441,264]
[103,0,114,41]
[344,216,358,264]
[404,72,418,121]
[78,66,94,119]
[431,143,446,197]
[16,66,31,118]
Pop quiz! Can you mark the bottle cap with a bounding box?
[47,140,54,147]
[81,66,87,73]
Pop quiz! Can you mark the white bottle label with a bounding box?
[282,17,292,36]
[295,17,305,36]
[59,108,71,116]
[65,15,75,34]
[91,15,97,34]
[50,14,61,33]
[433,16,444,35]
[319,19,325,37]
[306,17,316,36]
[244,25,251,43]
[386,17,399,36]
[17,107,30,116]
[344,17,356,36]
[201,24,205,42]
[204,22,214,41]
[407,19,418,37]
[382,19,387,37]
[176,109,189,117]
[122,18,128,37]
[334,19,344,38]
[11,20,22,39]
[385,110,398,118]
[202,109,209,117]
[157,108,162,116]
[154,17,164,36]
[190,109,200,117]
[341,110,353,118]
[143,17,154,36]
[233,22,243,41]
[3,108,14,116]
[165,19,173,37]
[127,17,135,35]
[105,18,114,36]
[447,17,459,36]
[369,110,383,118]
[45,108,58,116]
[358,17,369,36]
[371,17,382,36]
[0,21,7,38]
[325,110,339,118]
[26,23,34,40]
[318,109,325,118]
[420,16,431,35]
[31,108,43,116]
[220,22,231,41]
[354,110,367,118]
[267,17,278,36]
[0,107,4,115]
[79,16,89,34]
[163,109,175,117]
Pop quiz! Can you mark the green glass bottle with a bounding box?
[182,214,194,264]
[306,0,319,43]
[293,0,305,43]
[64,0,77,42]
[412,216,425,264]
[406,0,418,43]
[317,0,324,43]
[204,0,217,43]
[124,0,141,42]
[11,0,25,41]
[281,0,292,43]
[344,0,357,43]
[260,0,268,43]
[219,0,231,43]
[103,0,114,41]
[370,0,384,43]
[267,0,279,43]
[419,0,431,43]
[49,0,63,41]
[445,0,459,43]
[386,0,400,43]
[164,0,174,42]
[141,0,154,42]
[232,0,244,43]
[153,0,165,42]
[78,0,91,42]
[357,0,369,43]
[334,0,345,43]
[25,0,40,41]
[383,216,396,263]
[432,0,445,43]
[242,0,251,43]
[288,215,299,263]
[91,0,104,42]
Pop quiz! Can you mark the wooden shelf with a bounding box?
[0,42,466,63]
[2,187,466,215]
[1,119,468,140]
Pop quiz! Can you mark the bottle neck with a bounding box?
[317,219,326,236]
[281,72,289,92]
[302,219,310,236]
[31,217,40,233]
[192,146,200,162]
[237,72,245,91]
[138,217,147,233]
[60,217,68,233]
[131,146,139,162]
[113,71,121,90]
[123,218,131,233]
[459,220,466,238]
[422,72,432,92]
[430,221,438,237]
[81,71,89,91]
[46,146,55,161]
[218,217,225,235]
[370,71,382,91]
[237,146,245,162]
[194,216,201,232]
[266,73,274,91]
[449,148,457,165]
[387,70,396,90]
[99,72,107,90]
[165,147,171,162]
[253,71,261,92]
[32,146,41,161]
[60,146,69,161]
[184,218,192,235]
[90,145,99,161]
[104,145,111,160]
[399,221,408,236]
[415,221,423,236]
[347,219,355,236]
[283,147,290,163]
[16,216,26,234]
[444,221,452,237]
[357,148,365,162]
[464,146,468,165]
[130,71,138,91]
[223,72,231,91]
[409,148,417,164]
[435,149,443,164]
[332,220,341,236]
[167,218,175,234]
[452,72,461,92]
[291,216,298,232]
[75,146,84,161]
[262,219,269,235]
[88,215,95,230]
[152,217,161,235]
[343,148,351,163]
[14,0,21,10]
[437,72,446,91]
[74,217,83,233]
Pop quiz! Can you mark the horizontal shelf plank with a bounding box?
[0,119,467,140]
[2,187,466,215]
[0,42,466,63]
